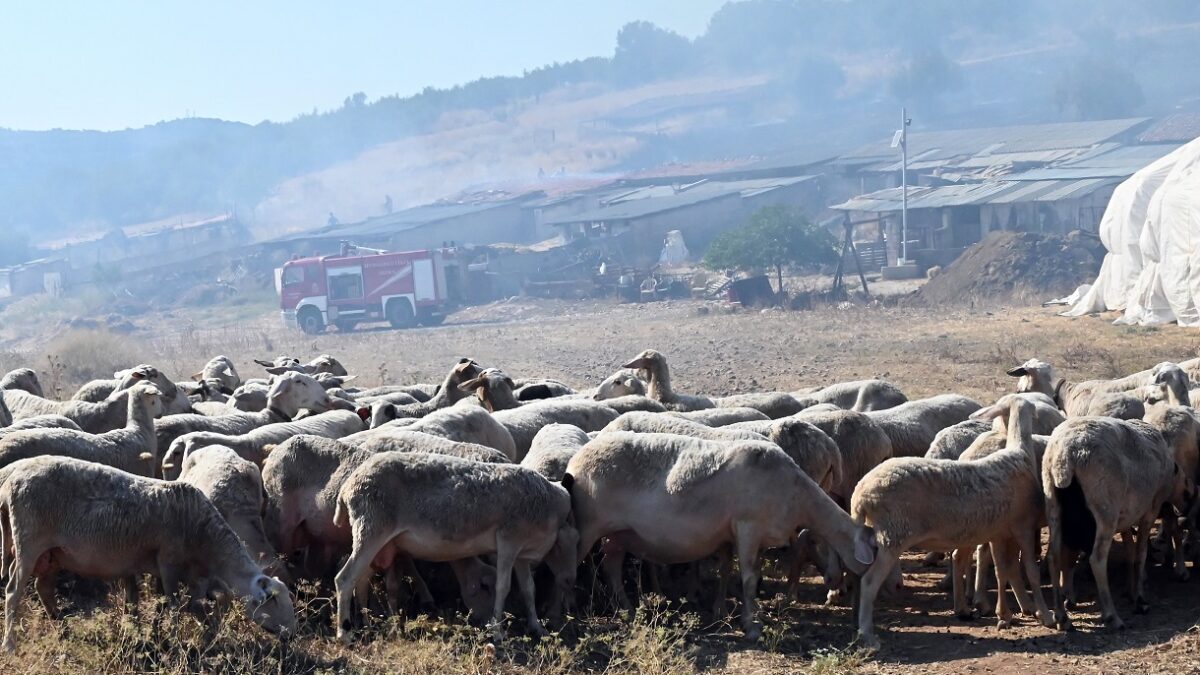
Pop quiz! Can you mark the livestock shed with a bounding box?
[0,257,69,299]
[544,176,821,267]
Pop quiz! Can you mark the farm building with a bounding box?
[0,257,69,299]
[543,176,822,267]
[830,118,1184,271]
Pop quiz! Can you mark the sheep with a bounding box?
[0,368,44,397]
[600,411,767,443]
[71,364,192,414]
[620,349,714,412]
[566,431,870,640]
[863,394,982,458]
[795,379,908,412]
[8,384,150,435]
[708,417,842,495]
[597,395,669,414]
[670,407,770,426]
[591,369,648,400]
[257,354,349,377]
[332,451,577,641]
[355,431,511,464]
[1141,402,1200,581]
[521,424,590,481]
[927,393,1065,460]
[178,445,283,577]
[513,378,576,401]
[0,393,10,428]
[1062,362,1179,417]
[492,400,619,462]
[191,355,242,392]
[155,371,334,462]
[369,358,483,425]
[851,398,1053,648]
[0,455,295,651]
[161,409,367,478]
[1006,358,1061,401]
[1043,415,1185,630]
[350,384,436,403]
[0,416,82,437]
[713,392,806,419]
[351,405,518,460]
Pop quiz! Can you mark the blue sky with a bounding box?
[0,1,727,131]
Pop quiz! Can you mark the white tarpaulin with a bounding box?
[1063,137,1200,325]
[658,230,690,266]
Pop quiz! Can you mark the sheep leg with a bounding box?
[398,556,435,606]
[855,548,899,650]
[333,532,389,644]
[599,549,631,613]
[1046,497,1072,631]
[1163,515,1190,582]
[1088,528,1123,629]
[490,544,518,641]
[34,572,58,620]
[951,547,974,620]
[988,540,1015,628]
[713,546,732,619]
[1014,528,1054,628]
[383,565,404,617]
[514,560,547,636]
[3,546,32,652]
[1133,516,1154,614]
[733,523,763,641]
[972,544,994,617]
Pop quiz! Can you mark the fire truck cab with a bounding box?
[277,243,461,334]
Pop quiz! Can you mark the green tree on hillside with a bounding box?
[704,206,838,294]
[613,21,693,84]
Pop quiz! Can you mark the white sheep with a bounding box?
[0,383,163,476]
[161,409,367,478]
[795,379,908,412]
[178,445,283,577]
[620,350,715,411]
[565,431,870,640]
[1042,415,1185,630]
[670,407,770,426]
[521,424,591,481]
[368,358,483,425]
[71,364,192,414]
[332,451,576,641]
[863,394,982,458]
[851,398,1052,648]
[191,355,242,392]
[0,455,295,651]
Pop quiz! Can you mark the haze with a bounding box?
[0,0,725,131]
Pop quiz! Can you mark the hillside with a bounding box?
[3,0,1200,251]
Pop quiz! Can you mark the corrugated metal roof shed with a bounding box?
[831,178,1119,212]
[545,176,815,225]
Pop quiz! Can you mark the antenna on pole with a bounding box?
[898,108,911,264]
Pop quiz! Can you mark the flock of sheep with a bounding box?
[0,346,1196,654]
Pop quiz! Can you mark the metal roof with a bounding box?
[1139,113,1200,143]
[544,176,816,225]
[265,200,522,244]
[831,177,1120,212]
[837,118,1152,165]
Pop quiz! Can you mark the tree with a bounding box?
[1053,56,1144,120]
[704,206,838,294]
[613,21,693,85]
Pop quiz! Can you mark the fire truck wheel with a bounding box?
[297,307,326,335]
[386,299,416,329]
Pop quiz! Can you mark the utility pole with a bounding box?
[900,107,911,264]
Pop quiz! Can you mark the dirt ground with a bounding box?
[5,295,1200,673]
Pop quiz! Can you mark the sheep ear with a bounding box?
[356,407,370,422]
[340,375,357,384]
[621,358,645,369]
[503,376,515,389]
[1006,366,1027,377]
[458,375,485,392]
[1053,379,1068,410]
[254,359,275,368]
[970,404,1003,421]
[130,370,146,381]
[854,527,877,565]
[191,371,204,382]
[265,366,292,376]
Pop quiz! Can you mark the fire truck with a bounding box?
[276,243,462,334]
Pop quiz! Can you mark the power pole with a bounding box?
[900,107,911,264]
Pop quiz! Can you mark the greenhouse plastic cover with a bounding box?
[1062,137,1200,325]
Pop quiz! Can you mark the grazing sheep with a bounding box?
[926,420,995,460]
[161,409,367,478]
[1141,402,1200,581]
[332,452,577,641]
[513,379,576,401]
[852,398,1053,648]
[601,411,766,443]
[0,394,10,428]
[384,405,518,460]
[598,395,668,414]
[0,415,81,437]
[369,359,483,425]
[621,350,715,412]
[351,384,436,403]
[191,355,242,392]
[772,408,894,507]
[566,431,870,639]
[1007,359,1060,401]
[671,407,770,426]
[522,424,590,481]
[155,371,334,462]
[1062,362,1179,417]
[178,445,283,576]
[355,430,511,464]
[1043,415,1185,630]
[930,393,1065,460]
[864,394,982,458]
[492,400,619,462]
[711,418,842,495]
[71,364,191,415]
[713,392,806,419]
[0,455,295,651]
[257,354,349,377]
[796,379,908,412]
[0,383,163,476]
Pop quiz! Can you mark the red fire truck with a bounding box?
[276,244,462,334]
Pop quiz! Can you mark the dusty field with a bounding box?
[4,296,1200,673]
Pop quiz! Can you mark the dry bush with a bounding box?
[37,330,145,398]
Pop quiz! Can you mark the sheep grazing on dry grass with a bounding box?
[794,379,908,412]
[851,398,1052,648]
[928,393,1064,460]
[590,369,647,400]
[565,431,869,640]
[191,355,241,393]
[620,350,715,412]
[671,407,770,425]
[178,445,283,577]
[332,452,576,641]
[0,369,44,398]
[70,364,192,414]
[1042,414,1187,630]
[0,383,164,476]
[256,354,349,377]
[0,455,295,651]
[1061,362,1181,417]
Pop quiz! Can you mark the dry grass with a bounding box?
[6,298,1200,672]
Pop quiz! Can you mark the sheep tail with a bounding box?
[333,494,349,529]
